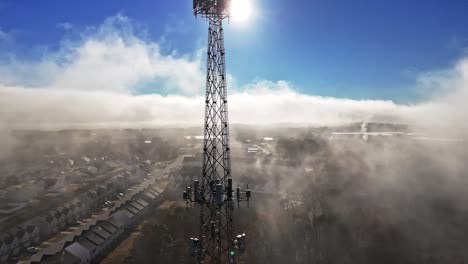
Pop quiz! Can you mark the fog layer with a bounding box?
[0,14,467,136]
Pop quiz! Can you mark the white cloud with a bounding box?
[229,80,410,126]
[405,58,468,134]
[0,80,411,129]
[57,22,73,31]
[0,86,203,128]
[0,15,205,94]
[0,14,467,137]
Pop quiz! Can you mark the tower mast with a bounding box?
[200,10,233,264]
[184,1,249,263]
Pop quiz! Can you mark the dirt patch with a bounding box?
[101,224,144,264]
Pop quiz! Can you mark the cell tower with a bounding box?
[183,1,250,263]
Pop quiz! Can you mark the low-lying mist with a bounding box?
[230,132,468,263]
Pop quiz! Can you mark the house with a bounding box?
[76,237,97,263]
[113,175,128,190]
[104,183,117,199]
[64,240,91,264]
[64,223,116,264]
[0,238,9,263]
[7,226,29,250]
[64,202,79,223]
[70,199,87,219]
[97,221,119,245]
[142,191,157,202]
[96,185,108,202]
[90,226,112,252]
[75,238,96,263]
[1,232,18,257]
[130,200,144,210]
[23,217,41,245]
[24,224,40,245]
[83,232,105,259]
[38,213,58,239]
[38,251,82,264]
[86,166,98,175]
[144,186,155,195]
[58,206,74,225]
[104,160,119,169]
[86,190,97,201]
[76,156,91,167]
[148,188,160,196]
[124,206,139,217]
[135,198,149,208]
[107,210,132,231]
[247,147,259,154]
[51,209,66,230]
[149,185,163,194]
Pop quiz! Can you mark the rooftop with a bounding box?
[65,242,89,261]
[98,221,118,234]
[92,226,111,240]
[124,206,139,215]
[84,232,105,246]
[76,237,96,251]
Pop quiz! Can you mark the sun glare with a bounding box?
[230,0,253,24]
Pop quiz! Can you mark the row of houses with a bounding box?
[0,225,39,263]
[0,172,146,263]
[63,198,150,264]
[0,197,89,263]
[24,183,163,264]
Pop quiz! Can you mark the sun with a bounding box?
[230,0,254,24]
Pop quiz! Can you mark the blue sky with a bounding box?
[0,0,468,103]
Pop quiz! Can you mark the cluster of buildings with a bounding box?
[0,167,155,263]
[18,181,163,264]
[0,225,39,263]
[0,197,89,263]
[61,199,149,264]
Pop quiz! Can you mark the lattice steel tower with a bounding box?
[183,1,250,263]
